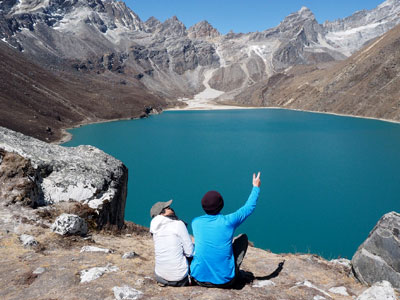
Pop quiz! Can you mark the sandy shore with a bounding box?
[167,101,400,125]
[54,116,144,145]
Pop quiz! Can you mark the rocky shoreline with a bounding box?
[1,126,399,300]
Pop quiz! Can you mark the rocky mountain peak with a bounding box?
[158,15,187,36]
[288,6,316,21]
[298,6,313,16]
[277,6,318,33]
[3,0,144,34]
[144,16,161,32]
[187,20,220,40]
[274,5,321,48]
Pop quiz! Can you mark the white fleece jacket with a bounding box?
[150,215,194,281]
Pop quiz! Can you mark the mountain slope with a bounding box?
[0,41,165,142]
[230,24,400,121]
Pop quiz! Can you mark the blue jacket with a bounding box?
[190,186,260,284]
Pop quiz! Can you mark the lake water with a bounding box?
[63,109,400,259]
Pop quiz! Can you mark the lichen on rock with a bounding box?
[51,213,88,236]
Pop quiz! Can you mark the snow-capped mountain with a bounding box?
[323,0,400,55]
[1,0,399,101]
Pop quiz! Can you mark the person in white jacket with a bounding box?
[150,199,194,286]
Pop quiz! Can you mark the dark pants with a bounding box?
[194,233,249,288]
[155,273,189,287]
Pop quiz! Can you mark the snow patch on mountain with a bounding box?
[1,38,17,49]
[53,7,93,31]
[11,0,50,14]
[325,22,388,56]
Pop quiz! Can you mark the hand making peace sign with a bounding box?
[252,172,261,187]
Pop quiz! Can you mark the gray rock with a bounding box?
[51,214,88,236]
[80,246,113,253]
[356,281,397,300]
[328,286,349,296]
[19,234,38,247]
[330,258,352,269]
[352,211,400,289]
[112,286,143,300]
[80,264,119,283]
[135,278,144,286]
[252,280,276,288]
[32,267,46,274]
[122,252,136,259]
[293,281,332,299]
[0,126,128,229]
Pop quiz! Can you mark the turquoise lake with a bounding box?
[63,109,400,259]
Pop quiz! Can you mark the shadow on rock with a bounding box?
[233,260,285,290]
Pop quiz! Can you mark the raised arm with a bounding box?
[226,172,261,227]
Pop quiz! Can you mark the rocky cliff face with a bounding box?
[0,126,127,229]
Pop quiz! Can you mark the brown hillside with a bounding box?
[0,42,166,142]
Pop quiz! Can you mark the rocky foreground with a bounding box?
[0,207,399,300]
[0,127,399,300]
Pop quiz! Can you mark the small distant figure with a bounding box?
[190,172,261,288]
[150,199,194,286]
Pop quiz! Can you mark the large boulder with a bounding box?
[352,211,400,289]
[0,126,128,229]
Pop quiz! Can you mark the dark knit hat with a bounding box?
[201,191,224,215]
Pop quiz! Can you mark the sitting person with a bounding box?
[150,199,194,286]
[190,172,261,288]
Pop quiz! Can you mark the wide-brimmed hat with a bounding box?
[201,191,224,215]
[150,199,173,218]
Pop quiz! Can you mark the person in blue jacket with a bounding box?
[190,172,261,288]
